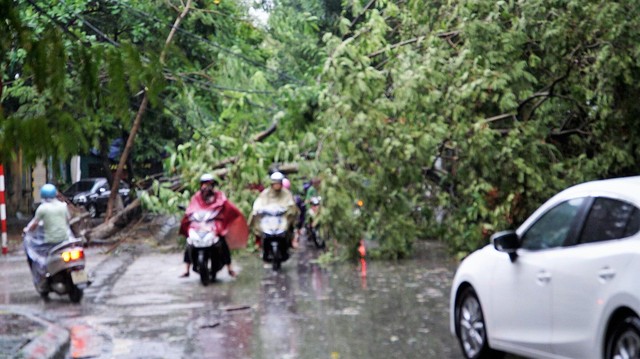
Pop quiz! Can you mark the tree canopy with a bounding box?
[3,0,640,259]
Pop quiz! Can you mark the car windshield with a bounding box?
[64,179,103,194]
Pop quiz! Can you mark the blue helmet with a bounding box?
[40,184,57,199]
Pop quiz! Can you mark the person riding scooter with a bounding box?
[179,174,248,281]
[23,184,89,302]
[24,184,71,242]
[249,172,299,268]
[306,195,325,248]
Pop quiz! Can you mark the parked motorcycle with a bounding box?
[23,227,89,303]
[306,196,325,249]
[257,205,291,270]
[185,209,227,286]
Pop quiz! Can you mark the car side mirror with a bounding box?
[491,230,520,262]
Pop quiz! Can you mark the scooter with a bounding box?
[186,209,226,286]
[23,227,89,303]
[257,205,291,270]
[306,196,325,249]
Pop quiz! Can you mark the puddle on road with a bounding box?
[188,239,461,359]
[1,237,463,358]
[108,293,179,306]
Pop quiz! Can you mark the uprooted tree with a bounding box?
[5,0,640,259]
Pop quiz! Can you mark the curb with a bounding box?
[2,310,70,359]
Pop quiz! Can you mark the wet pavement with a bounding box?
[0,235,467,358]
[0,312,43,354]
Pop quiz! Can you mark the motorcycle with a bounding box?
[257,205,291,270]
[185,209,227,286]
[23,227,89,303]
[306,196,325,249]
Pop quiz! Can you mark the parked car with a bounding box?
[450,176,640,359]
[63,178,131,218]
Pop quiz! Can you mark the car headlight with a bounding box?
[76,195,87,203]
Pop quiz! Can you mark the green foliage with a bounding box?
[139,179,191,215]
[6,0,640,261]
[312,0,640,258]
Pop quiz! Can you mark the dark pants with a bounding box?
[184,237,231,266]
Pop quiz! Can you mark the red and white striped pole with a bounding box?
[0,164,7,255]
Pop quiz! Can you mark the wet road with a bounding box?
[0,238,465,358]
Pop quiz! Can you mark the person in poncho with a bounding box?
[179,174,248,278]
[248,171,299,250]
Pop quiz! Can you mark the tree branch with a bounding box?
[350,0,376,30]
[550,128,590,136]
[105,0,193,221]
[436,30,460,38]
[527,97,550,120]
[368,30,460,58]
[483,113,517,123]
[212,156,239,169]
[368,36,425,57]
[253,121,278,142]
[446,37,459,51]
[188,119,281,178]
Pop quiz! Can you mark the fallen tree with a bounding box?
[85,198,143,241]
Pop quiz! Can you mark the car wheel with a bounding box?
[87,204,97,218]
[606,316,640,359]
[456,287,503,359]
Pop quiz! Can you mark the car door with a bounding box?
[549,197,640,359]
[489,198,587,357]
[94,180,111,211]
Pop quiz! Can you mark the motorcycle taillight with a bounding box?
[61,248,84,262]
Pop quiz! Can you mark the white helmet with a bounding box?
[270,171,284,183]
[200,173,215,183]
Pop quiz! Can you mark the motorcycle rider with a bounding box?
[24,184,70,242]
[249,171,299,250]
[23,184,72,292]
[281,177,300,248]
[179,174,239,278]
[304,177,320,206]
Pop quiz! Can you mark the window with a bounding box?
[77,181,95,192]
[521,198,586,250]
[578,198,640,244]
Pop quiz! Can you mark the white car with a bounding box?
[450,176,640,359]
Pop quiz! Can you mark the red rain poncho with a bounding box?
[179,190,249,250]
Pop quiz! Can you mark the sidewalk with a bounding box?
[0,308,70,359]
[3,217,29,255]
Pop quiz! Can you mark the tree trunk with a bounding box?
[105,95,148,221]
[104,0,193,221]
[87,198,142,241]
